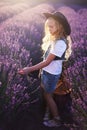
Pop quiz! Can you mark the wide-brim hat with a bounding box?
[43,12,71,35]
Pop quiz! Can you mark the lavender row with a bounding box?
[0,3,54,116]
[0,3,31,23]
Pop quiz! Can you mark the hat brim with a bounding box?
[43,13,55,19]
[43,12,71,35]
[43,12,61,23]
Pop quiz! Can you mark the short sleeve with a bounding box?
[50,40,67,57]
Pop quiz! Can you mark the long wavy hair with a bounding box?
[41,17,72,60]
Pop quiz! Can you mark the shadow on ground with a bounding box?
[0,100,73,130]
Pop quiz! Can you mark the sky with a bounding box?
[45,0,87,4]
[1,0,87,5]
[0,0,87,8]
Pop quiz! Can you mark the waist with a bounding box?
[42,61,62,75]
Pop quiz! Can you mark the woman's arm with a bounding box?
[18,53,56,75]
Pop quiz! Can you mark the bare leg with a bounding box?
[43,92,59,118]
[41,84,61,127]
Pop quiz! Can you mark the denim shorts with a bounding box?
[41,70,61,93]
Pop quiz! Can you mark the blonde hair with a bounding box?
[41,18,72,59]
[65,36,72,60]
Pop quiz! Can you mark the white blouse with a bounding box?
[42,39,67,75]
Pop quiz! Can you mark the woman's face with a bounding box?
[46,17,59,35]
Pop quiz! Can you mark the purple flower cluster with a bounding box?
[61,7,87,125]
[0,3,55,119]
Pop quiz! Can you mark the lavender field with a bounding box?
[0,1,87,130]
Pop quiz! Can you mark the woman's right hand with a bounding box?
[18,67,29,75]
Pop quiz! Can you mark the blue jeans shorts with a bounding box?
[41,70,61,93]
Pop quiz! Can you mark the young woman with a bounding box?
[18,12,71,127]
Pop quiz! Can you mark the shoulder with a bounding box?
[55,39,67,48]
